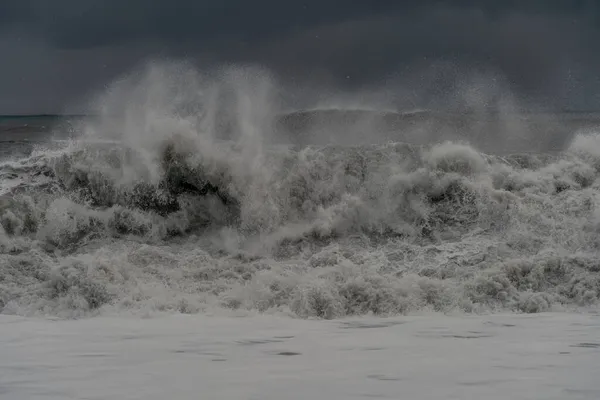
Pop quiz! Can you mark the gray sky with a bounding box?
[1,1,600,114]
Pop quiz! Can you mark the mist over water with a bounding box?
[1,61,600,319]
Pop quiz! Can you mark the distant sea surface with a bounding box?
[0,115,84,161]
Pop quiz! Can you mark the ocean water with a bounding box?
[2,63,600,399]
[1,64,600,321]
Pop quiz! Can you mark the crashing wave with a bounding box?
[1,63,600,318]
[1,131,599,318]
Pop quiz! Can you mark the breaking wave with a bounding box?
[1,62,600,318]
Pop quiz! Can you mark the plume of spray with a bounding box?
[81,62,274,182]
[71,62,290,235]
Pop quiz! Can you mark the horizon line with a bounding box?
[3,108,600,118]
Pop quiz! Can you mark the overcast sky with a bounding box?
[1,0,600,114]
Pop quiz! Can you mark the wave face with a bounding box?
[1,63,600,318]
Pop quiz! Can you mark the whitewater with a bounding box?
[1,63,599,399]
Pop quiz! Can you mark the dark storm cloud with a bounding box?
[1,0,600,113]
[0,0,409,48]
[1,1,596,49]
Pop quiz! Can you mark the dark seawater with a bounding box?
[0,115,83,161]
[1,86,600,318]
